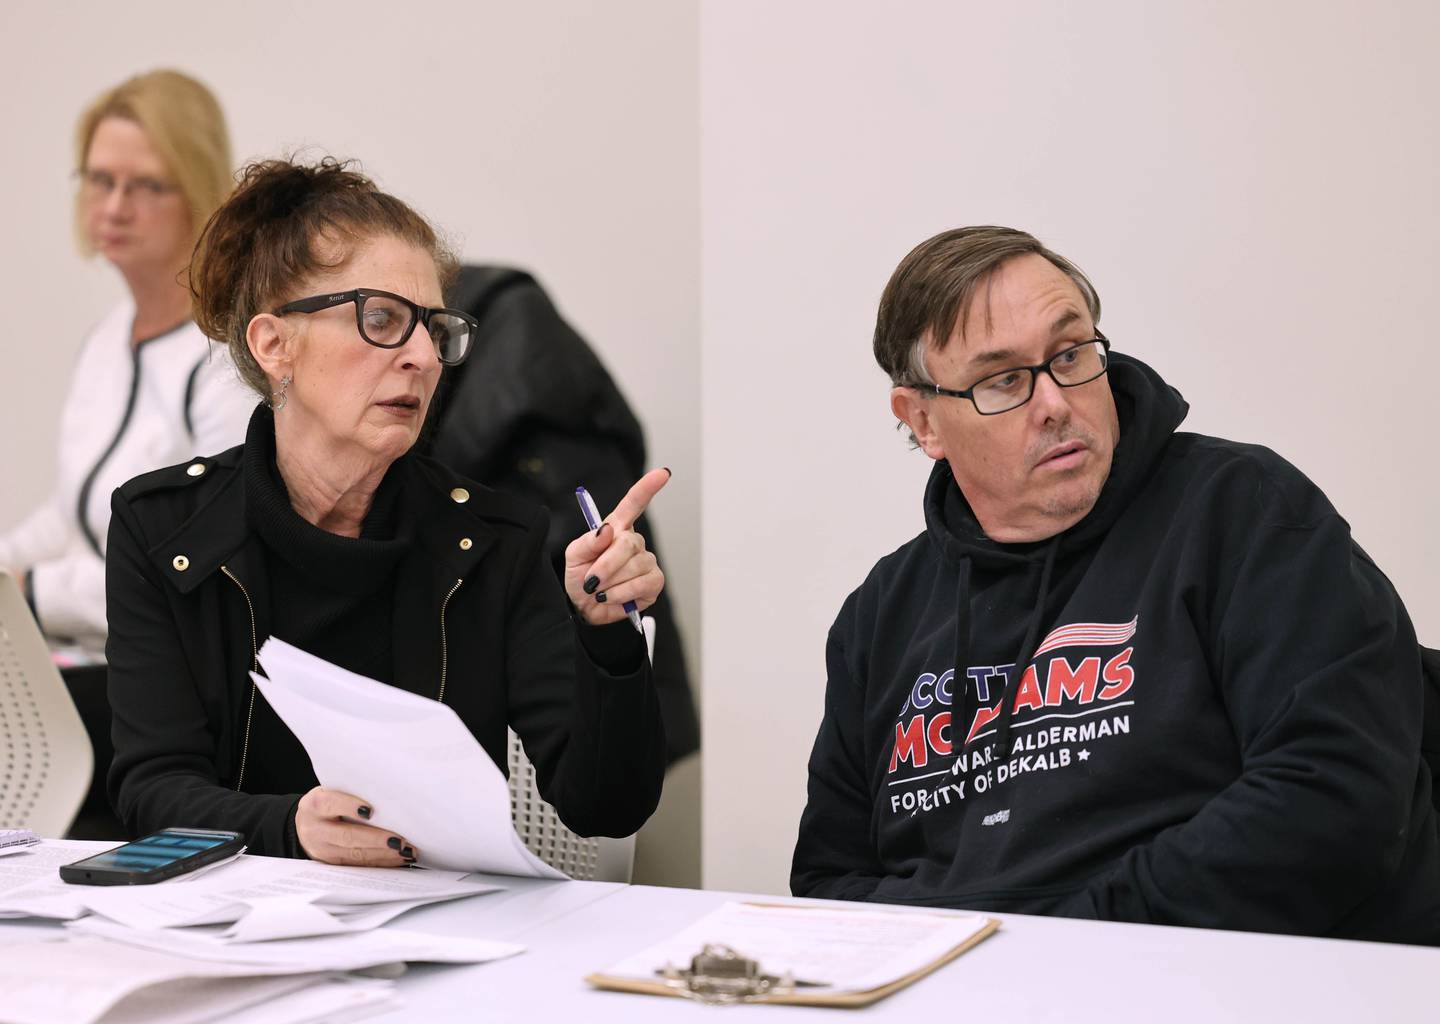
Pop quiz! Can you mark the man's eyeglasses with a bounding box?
[910,335,1111,415]
[77,169,180,205]
[274,288,479,366]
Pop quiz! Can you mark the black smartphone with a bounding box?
[59,828,246,886]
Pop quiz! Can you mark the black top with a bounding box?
[106,406,666,856]
[239,425,406,799]
[792,353,1440,945]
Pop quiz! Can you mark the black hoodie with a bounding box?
[791,353,1440,944]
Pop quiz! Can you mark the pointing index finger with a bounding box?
[606,468,671,531]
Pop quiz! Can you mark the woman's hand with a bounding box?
[564,469,670,626]
[295,786,416,867]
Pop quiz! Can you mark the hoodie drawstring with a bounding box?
[956,538,1060,767]
[952,557,975,761]
[991,539,1059,764]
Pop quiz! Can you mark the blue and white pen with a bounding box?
[575,486,644,634]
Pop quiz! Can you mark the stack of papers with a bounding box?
[0,930,519,1024]
[254,637,565,879]
[1,843,496,940]
[0,841,522,1023]
[0,634,580,1020]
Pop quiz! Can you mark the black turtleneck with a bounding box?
[240,421,411,797]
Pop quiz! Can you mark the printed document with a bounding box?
[254,637,565,877]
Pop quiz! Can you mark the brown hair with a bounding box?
[873,226,1102,388]
[189,156,459,398]
[74,69,232,257]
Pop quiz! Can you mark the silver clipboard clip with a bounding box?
[655,944,825,1005]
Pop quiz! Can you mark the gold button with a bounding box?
[186,462,206,477]
[459,538,473,551]
[450,487,470,503]
[172,555,190,572]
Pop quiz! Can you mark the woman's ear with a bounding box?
[246,313,294,386]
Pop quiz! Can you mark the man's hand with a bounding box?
[564,469,670,626]
[295,787,416,866]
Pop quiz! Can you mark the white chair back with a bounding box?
[0,571,93,836]
[505,615,653,882]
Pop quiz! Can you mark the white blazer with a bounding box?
[0,302,256,644]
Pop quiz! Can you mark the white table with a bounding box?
[371,881,1440,1022]
[5,863,1436,1022]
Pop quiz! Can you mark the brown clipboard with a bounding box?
[584,903,1001,1008]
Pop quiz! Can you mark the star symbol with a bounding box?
[1077,749,1091,762]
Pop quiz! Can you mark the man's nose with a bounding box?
[1028,368,1072,425]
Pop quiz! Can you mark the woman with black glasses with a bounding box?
[105,157,668,865]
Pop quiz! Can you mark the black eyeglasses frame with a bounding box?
[910,334,1112,416]
[273,288,479,366]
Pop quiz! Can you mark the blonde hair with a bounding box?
[73,69,233,256]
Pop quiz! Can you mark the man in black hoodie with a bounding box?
[791,226,1440,944]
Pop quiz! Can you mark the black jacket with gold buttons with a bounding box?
[104,413,665,857]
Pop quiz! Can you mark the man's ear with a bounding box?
[246,313,293,386]
[891,387,946,460]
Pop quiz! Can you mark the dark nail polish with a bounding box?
[583,575,600,594]
[663,467,672,477]
[387,836,402,850]
[401,846,415,859]
[596,591,607,603]
[357,805,372,820]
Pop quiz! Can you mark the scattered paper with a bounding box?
[206,974,398,1024]
[96,974,327,1024]
[69,917,524,971]
[0,840,117,920]
[599,901,995,995]
[254,637,566,878]
[75,854,497,938]
[0,934,315,1024]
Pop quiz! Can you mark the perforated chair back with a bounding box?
[505,616,653,882]
[0,571,93,836]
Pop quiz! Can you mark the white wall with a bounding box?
[0,0,698,674]
[701,1,1440,893]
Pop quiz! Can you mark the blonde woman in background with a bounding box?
[0,69,255,645]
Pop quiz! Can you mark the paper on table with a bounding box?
[1,930,426,1024]
[597,901,996,996]
[220,896,440,943]
[254,637,566,878]
[0,934,321,1024]
[0,840,118,920]
[196,974,398,1024]
[69,916,525,971]
[96,973,328,1024]
[76,854,497,934]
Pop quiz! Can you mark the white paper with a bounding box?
[96,973,326,1024]
[0,840,117,920]
[69,917,524,971]
[76,854,497,937]
[211,895,437,943]
[600,902,994,995]
[0,934,314,1024]
[210,974,398,1024]
[254,637,566,878]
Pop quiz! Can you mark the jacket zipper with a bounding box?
[220,565,259,792]
[77,348,143,557]
[436,578,463,704]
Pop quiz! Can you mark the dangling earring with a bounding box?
[271,374,292,411]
